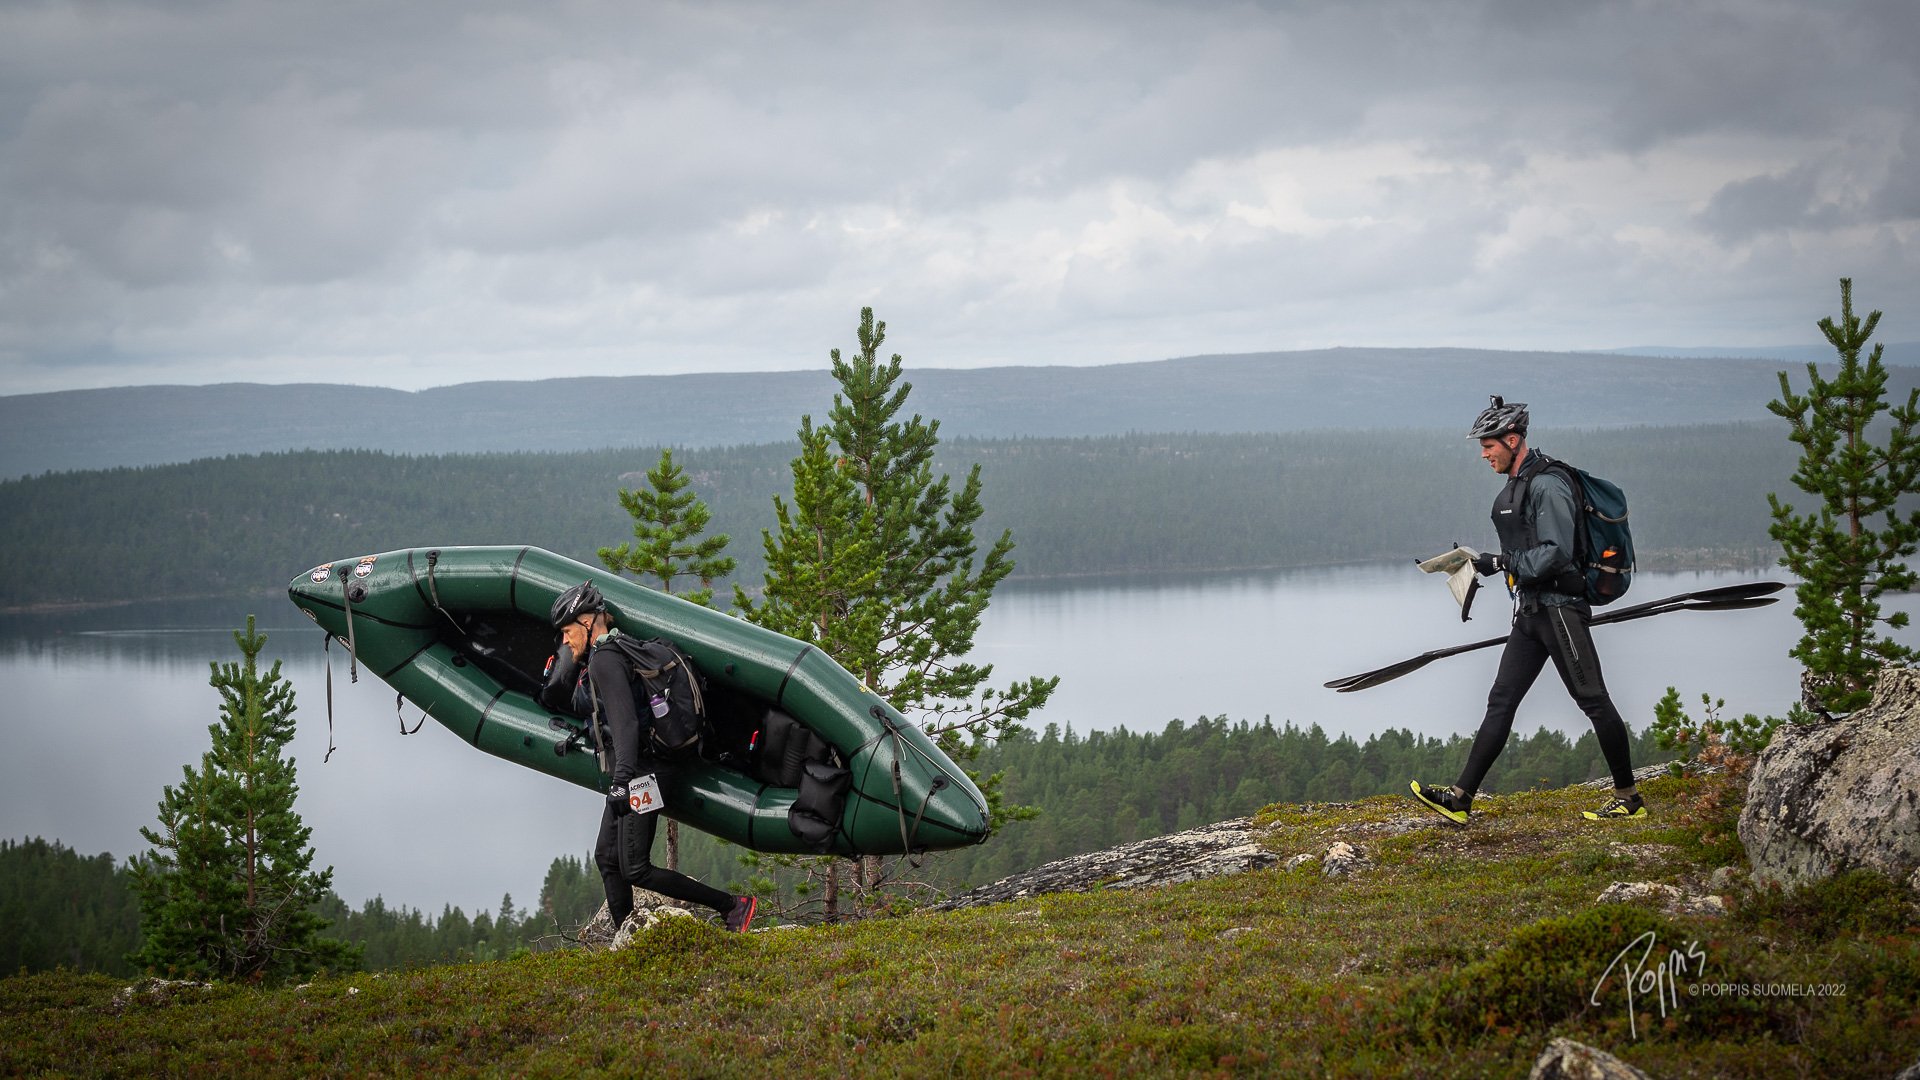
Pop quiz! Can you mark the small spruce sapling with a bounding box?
[1767,278,1920,716]
[127,617,358,982]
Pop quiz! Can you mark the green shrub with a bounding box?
[1650,687,1781,769]
[1735,869,1919,941]
[1405,905,1686,1040]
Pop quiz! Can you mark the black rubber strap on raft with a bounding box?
[322,633,338,764]
[748,782,770,851]
[421,549,467,639]
[775,645,813,707]
[339,568,360,685]
[509,547,529,614]
[472,688,506,745]
[426,549,444,609]
[396,693,424,736]
[380,640,437,682]
[871,704,953,866]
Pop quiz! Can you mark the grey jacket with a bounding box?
[1499,450,1582,613]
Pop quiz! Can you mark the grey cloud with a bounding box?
[1696,166,1848,242]
[2,0,1917,393]
[1869,122,1920,223]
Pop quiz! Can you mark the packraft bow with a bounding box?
[288,546,990,856]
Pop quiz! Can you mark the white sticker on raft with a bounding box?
[354,556,376,578]
[628,773,665,815]
[309,565,331,584]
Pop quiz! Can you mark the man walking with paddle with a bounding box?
[1410,397,1646,824]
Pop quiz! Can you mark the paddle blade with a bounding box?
[1324,657,1433,693]
[1592,580,1785,623]
[1684,597,1779,612]
[1324,633,1509,692]
[1686,580,1784,600]
[1595,595,1780,627]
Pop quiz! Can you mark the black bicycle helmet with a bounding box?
[549,582,606,629]
[1467,395,1529,440]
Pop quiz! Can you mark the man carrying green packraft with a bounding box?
[1410,397,1646,825]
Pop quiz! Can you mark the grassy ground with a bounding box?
[4,776,1915,1078]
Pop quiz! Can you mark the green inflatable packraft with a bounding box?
[288,545,990,856]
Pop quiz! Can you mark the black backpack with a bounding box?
[1539,459,1635,606]
[603,634,707,758]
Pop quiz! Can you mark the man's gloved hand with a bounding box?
[608,782,631,815]
[1471,551,1505,577]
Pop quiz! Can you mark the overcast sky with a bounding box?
[2,1,1915,394]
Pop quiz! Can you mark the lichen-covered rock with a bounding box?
[1528,1037,1651,1080]
[578,887,687,948]
[1595,880,1725,918]
[110,977,213,1011]
[928,817,1277,911]
[1739,667,1920,888]
[1321,841,1369,877]
[611,906,695,950]
[1579,760,1718,789]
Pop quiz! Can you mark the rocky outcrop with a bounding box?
[109,978,213,1011]
[1595,880,1725,918]
[1320,840,1370,877]
[577,887,690,948]
[1739,667,1920,888]
[928,817,1280,911]
[611,906,695,949]
[1528,1037,1651,1080]
[1577,760,1720,789]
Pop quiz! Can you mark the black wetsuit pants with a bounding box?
[1457,603,1637,795]
[594,799,732,927]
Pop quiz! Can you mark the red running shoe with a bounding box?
[725,895,757,933]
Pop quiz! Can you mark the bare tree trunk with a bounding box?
[667,820,679,871]
[823,860,840,922]
[860,854,882,913]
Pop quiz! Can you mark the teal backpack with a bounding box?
[1541,460,1635,606]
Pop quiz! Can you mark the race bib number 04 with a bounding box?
[628,773,665,815]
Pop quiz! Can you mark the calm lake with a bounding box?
[0,563,1812,915]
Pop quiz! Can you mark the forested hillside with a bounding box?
[0,425,1789,610]
[6,345,1905,476]
[0,839,608,975]
[0,839,140,975]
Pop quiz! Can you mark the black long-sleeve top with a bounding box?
[586,645,653,786]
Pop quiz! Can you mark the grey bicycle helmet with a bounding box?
[549,582,606,629]
[1467,395,1529,439]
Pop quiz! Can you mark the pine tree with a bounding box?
[598,448,736,609]
[736,309,1059,911]
[127,617,359,982]
[1768,278,1920,715]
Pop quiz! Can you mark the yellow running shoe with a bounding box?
[1410,779,1471,825]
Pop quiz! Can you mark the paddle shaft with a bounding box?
[1323,581,1784,692]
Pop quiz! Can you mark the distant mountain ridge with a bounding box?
[7,345,1915,477]
[1612,342,1920,364]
